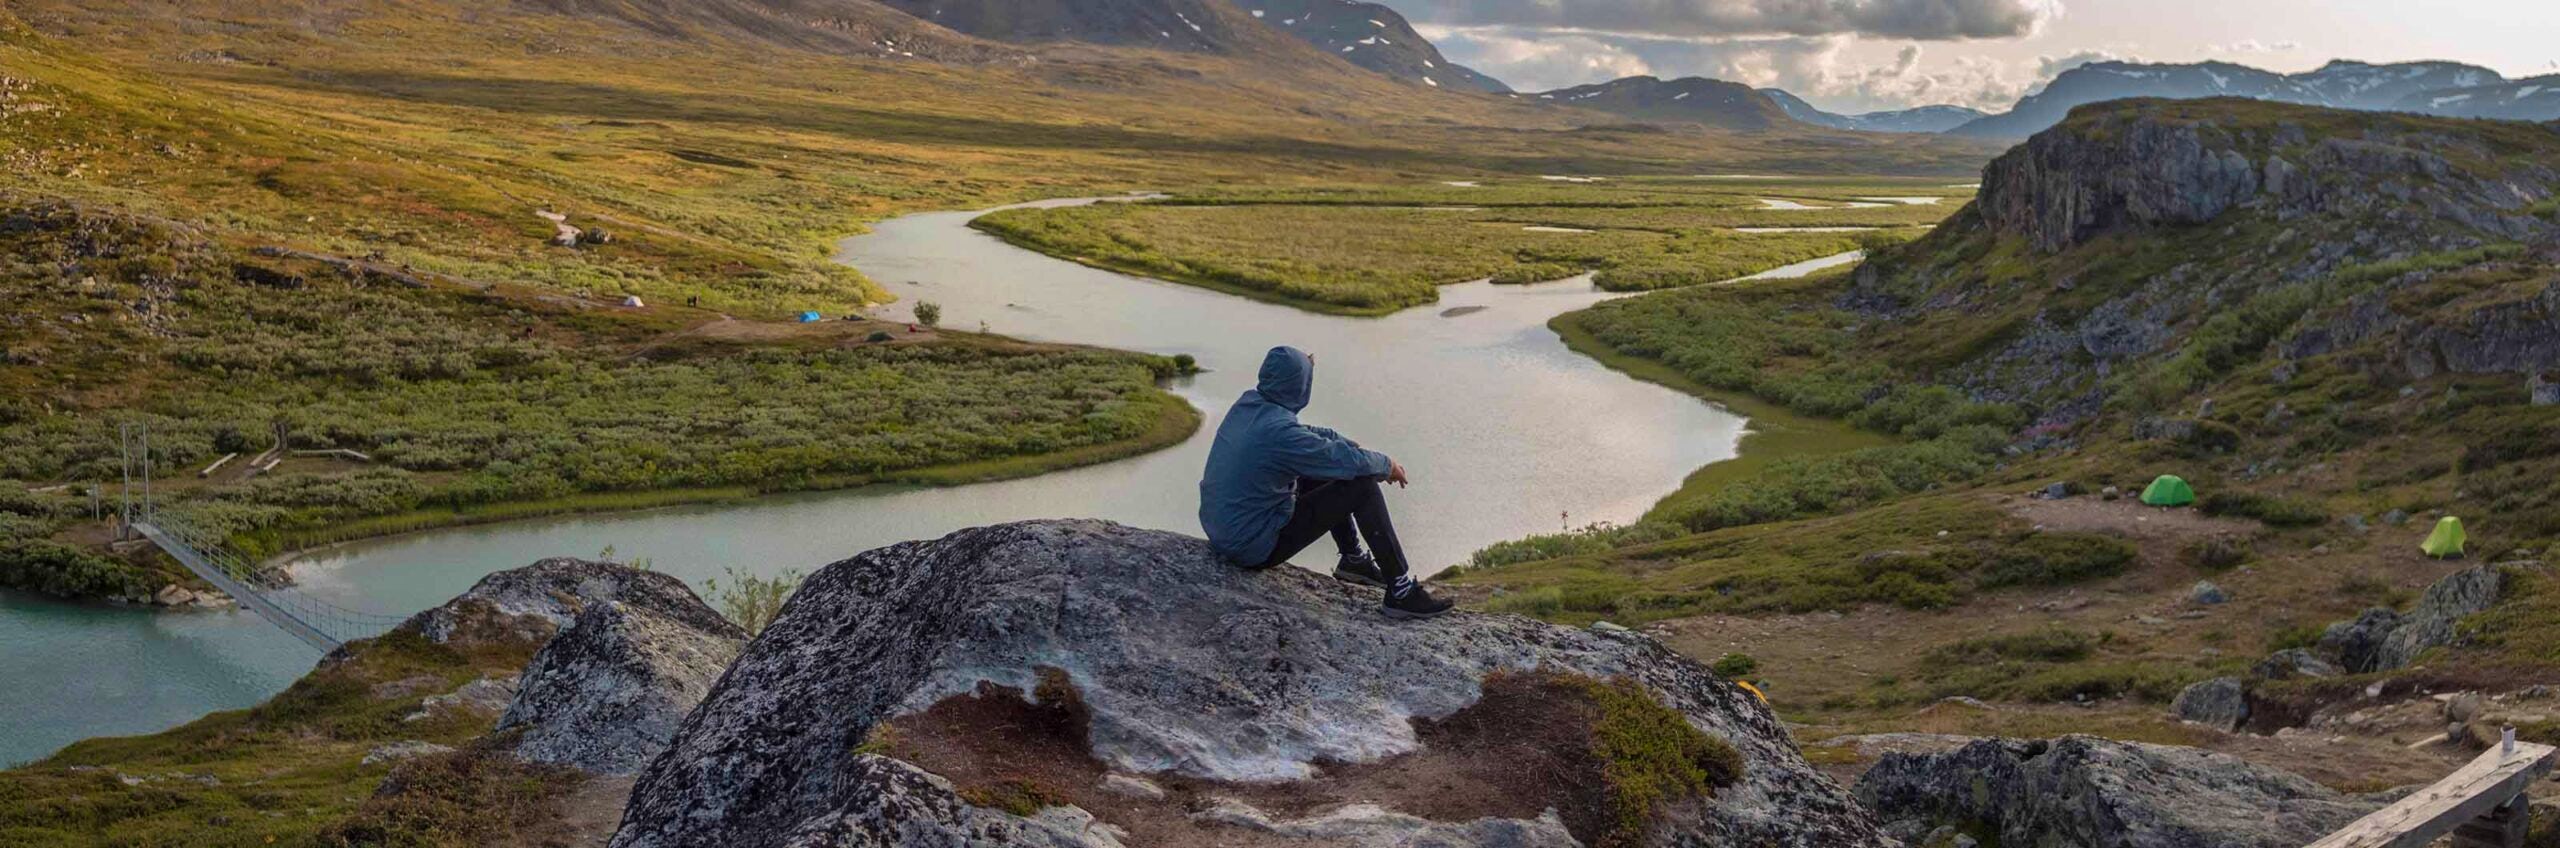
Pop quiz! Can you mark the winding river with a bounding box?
[0,198,1843,765]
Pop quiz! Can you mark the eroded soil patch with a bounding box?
[868,669,1732,847]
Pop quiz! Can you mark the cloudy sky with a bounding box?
[1375,0,2560,113]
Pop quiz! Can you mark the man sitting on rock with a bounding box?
[1199,345,1453,620]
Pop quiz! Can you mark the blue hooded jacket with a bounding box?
[1198,346,1393,565]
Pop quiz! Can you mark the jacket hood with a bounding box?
[1256,346,1314,412]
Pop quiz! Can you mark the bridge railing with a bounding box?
[131,512,409,652]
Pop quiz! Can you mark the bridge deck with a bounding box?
[131,521,341,652]
[2307,740,2557,848]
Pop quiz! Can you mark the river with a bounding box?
[0,197,1834,765]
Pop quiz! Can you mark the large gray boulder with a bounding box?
[610,520,1878,847]
[1856,736,2378,848]
[497,592,747,775]
[2169,677,2249,731]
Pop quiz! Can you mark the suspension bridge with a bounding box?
[114,423,409,652]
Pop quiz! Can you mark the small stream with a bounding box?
[0,197,1858,765]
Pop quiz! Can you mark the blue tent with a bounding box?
[798,311,822,323]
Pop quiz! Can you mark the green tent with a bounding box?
[2140,474,2196,507]
[2422,516,2467,558]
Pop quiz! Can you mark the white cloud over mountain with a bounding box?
[1389,0,2062,40]
[1392,0,2069,112]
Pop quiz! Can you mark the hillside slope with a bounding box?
[875,0,1275,53]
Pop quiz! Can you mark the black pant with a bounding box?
[1256,477,1409,581]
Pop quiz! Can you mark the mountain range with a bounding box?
[1949,59,2560,136]
[1758,88,1986,133]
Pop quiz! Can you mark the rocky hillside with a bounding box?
[1856,97,2560,427]
[876,0,1281,53]
[12,0,1017,62]
[1538,76,1798,131]
[1238,0,1509,92]
[1761,88,1985,134]
[612,520,1882,846]
[1952,59,2547,137]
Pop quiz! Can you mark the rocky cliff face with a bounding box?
[1971,102,2555,254]
[1856,735,2381,848]
[610,520,1879,847]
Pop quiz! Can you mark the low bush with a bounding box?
[2199,491,2328,527]
[1974,533,2138,589]
[2180,536,2253,571]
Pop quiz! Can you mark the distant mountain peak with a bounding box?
[1236,0,1509,92]
[1534,75,1793,131]
[1954,57,2539,137]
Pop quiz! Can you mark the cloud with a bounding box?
[2035,48,2121,78]
[1424,25,2043,112]
[1386,0,2063,41]
[2218,39,2300,54]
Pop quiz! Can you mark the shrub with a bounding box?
[1710,653,1759,679]
[2180,536,2252,571]
[1922,628,2102,668]
[1470,521,1685,569]
[2200,491,2327,527]
[702,567,802,635]
[1578,675,1744,847]
[1975,533,2138,589]
[913,301,942,328]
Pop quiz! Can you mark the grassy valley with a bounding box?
[0,0,1993,601]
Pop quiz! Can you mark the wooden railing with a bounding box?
[2307,734,2556,848]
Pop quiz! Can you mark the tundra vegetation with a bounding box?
[0,1,1985,599]
[974,177,1960,313]
[1455,100,2560,757]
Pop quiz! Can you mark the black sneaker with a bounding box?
[1383,577,1454,620]
[1333,552,1391,589]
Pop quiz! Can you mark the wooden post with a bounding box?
[2452,794,2529,848]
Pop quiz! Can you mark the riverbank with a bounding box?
[251,393,1202,570]
[1544,309,1896,526]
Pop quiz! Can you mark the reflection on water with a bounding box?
[0,197,1768,764]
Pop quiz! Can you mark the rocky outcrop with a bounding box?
[496,591,747,775]
[1855,735,2378,848]
[2317,608,2404,674]
[2376,564,2506,670]
[2170,677,2249,731]
[611,520,1877,847]
[384,557,716,657]
[2305,564,2511,674]
[1977,116,2263,253]
[2251,648,2340,681]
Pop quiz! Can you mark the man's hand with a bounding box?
[1385,460,1409,488]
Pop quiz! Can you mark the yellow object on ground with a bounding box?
[2422,516,2466,558]
[1736,681,1768,704]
